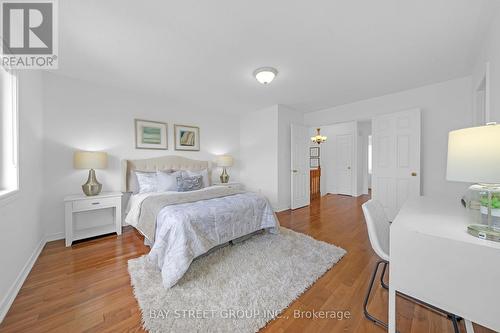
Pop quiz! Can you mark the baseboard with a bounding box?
[0,235,46,323]
[273,205,291,212]
[45,232,64,242]
[0,231,62,322]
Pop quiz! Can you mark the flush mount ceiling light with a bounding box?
[253,67,278,85]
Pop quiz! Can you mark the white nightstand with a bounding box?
[64,192,123,247]
[213,182,244,190]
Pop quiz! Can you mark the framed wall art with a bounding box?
[310,157,320,168]
[174,124,200,151]
[310,146,320,158]
[135,119,168,150]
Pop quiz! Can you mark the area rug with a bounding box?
[128,227,346,333]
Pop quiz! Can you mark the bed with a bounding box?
[122,156,279,288]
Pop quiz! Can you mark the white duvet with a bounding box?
[126,189,279,288]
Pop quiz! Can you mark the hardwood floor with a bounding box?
[0,194,494,333]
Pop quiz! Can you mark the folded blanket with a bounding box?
[125,186,244,242]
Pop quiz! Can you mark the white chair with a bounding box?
[362,199,461,332]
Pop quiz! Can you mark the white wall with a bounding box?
[277,105,303,211]
[41,73,241,238]
[473,2,500,123]
[305,77,473,200]
[239,104,304,211]
[0,72,45,320]
[239,105,279,207]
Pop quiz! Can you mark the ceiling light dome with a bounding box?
[253,67,278,85]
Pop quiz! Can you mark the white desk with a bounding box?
[388,196,500,333]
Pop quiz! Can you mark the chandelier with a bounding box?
[311,128,327,144]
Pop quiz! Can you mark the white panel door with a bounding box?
[372,109,421,220]
[336,134,353,195]
[291,123,310,209]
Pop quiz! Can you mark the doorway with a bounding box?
[474,62,491,125]
[308,121,372,199]
[312,121,357,197]
[358,121,372,196]
[309,143,322,201]
[310,166,321,200]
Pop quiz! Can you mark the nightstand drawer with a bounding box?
[214,182,244,190]
[72,197,117,212]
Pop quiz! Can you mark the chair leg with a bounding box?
[380,261,389,290]
[364,260,389,329]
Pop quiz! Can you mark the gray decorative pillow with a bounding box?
[176,175,203,192]
[182,169,210,188]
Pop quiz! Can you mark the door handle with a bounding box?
[411,172,417,176]
[292,169,298,173]
[347,166,351,170]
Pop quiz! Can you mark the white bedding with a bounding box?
[126,188,279,288]
[125,190,177,228]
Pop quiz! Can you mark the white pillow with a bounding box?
[135,171,158,193]
[157,170,182,192]
[182,169,210,188]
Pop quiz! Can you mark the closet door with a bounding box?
[372,109,421,220]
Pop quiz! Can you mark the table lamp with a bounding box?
[446,123,500,241]
[74,151,108,196]
[217,155,233,183]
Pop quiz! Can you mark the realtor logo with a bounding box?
[0,0,58,69]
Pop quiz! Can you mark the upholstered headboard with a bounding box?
[121,155,211,193]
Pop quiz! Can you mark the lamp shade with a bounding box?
[74,151,108,170]
[446,124,500,184]
[217,155,233,167]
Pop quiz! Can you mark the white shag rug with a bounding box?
[128,227,346,333]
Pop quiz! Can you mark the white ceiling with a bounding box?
[56,0,496,114]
